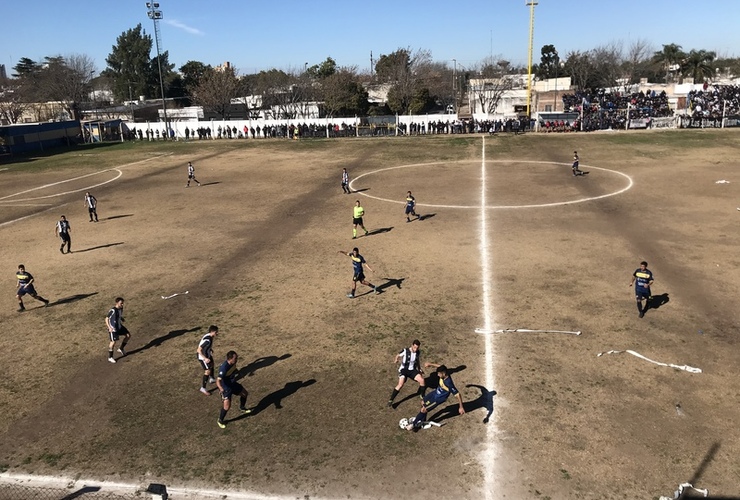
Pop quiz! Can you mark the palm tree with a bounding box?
[681,49,716,83]
[652,43,685,82]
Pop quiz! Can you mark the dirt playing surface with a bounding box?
[0,131,739,499]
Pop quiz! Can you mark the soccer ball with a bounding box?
[398,418,409,429]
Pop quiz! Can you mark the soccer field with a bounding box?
[0,131,739,499]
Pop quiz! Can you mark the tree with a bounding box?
[38,54,96,120]
[180,61,211,93]
[321,69,369,117]
[681,49,716,82]
[535,44,559,80]
[104,24,156,102]
[375,49,411,83]
[622,38,656,85]
[652,43,686,83]
[190,66,241,119]
[0,79,30,124]
[12,57,41,78]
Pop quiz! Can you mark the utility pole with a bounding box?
[146,2,169,138]
[525,0,538,121]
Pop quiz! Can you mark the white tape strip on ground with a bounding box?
[658,482,708,499]
[597,350,702,373]
[475,328,581,335]
[161,291,189,300]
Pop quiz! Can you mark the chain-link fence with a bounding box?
[0,483,139,500]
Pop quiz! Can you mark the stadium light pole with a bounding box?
[525,0,538,121]
[146,1,169,139]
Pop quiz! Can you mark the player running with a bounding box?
[630,261,654,318]
[196,325,219,395]
[186,162,201,187]
[338,247,380,299]
[405,191,418,222]
[388,339,426,408]
[216,351,251,428]
[15,264,50,312]
[405,364,464,430]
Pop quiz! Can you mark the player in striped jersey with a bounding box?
[186,162,201,187]
[83,192,99,222]
[55,215,72,254]
[388,339,426,408]
[105,297,130,363]
[196,325,219,395]
[341,168,351,194]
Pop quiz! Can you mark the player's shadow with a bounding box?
[103,214,133,221]
[47,292,98,307]
[200,181,220,187]
[366,227,393,237]
[59,486,102,499]
[236,353,292,379]
[418,213,436,221]
[427,384,497,425]
[377,277,406,293]
[75,242,124,253]
[126,326,201,356]
[237,379,317,419]
[352,188,369,193]
[646,293,669,312]
[681,441,740,499]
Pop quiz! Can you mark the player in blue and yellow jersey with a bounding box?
[352,200,369,239]
[216,350,251,428]
[339,247,379,299]
[15,264,49,312]
[630,261,654,318]
[405,191,418,222]
[406,364,464,430]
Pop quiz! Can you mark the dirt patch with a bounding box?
[0,131,739,499]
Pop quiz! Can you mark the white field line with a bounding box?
[0,203,69,228]
[0,472,358,500]
[349,160,632,209]
[480,136,499,499]
[0,153,169,203]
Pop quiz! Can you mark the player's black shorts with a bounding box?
[108,325,130,342]
[197,357,213,371]
[353,271,365,282]
[353,217,363,225]
[405,206,415,214]
[221,382,244,400]
[399,368,421,380]
[17,285,37,297]
[635,288,651,299]
[60,233,71,241]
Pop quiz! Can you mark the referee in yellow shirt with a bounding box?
[352,200,369,239]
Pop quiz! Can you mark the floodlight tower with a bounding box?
[146,1,169,137]
[525,0,538,121]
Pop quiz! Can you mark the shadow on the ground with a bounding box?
[75,242,124,253]
[646,293,669,311]
[47,292,98,307]
[126,326,202,356]
[233,379,317,420]
[418,213,436,221]
[366,226,393,237]
[237,353,292,379]
[102,214,134,221]
[199,181,220,187]
[427,384,497,425]
[377,277,406,293]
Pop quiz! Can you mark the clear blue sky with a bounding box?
[3,0,740,75]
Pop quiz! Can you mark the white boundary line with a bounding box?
[0,472,349,500]
[0,154,169,203]
[349,160,633,209]
[479,137,499,499]
[0,203,70,228]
